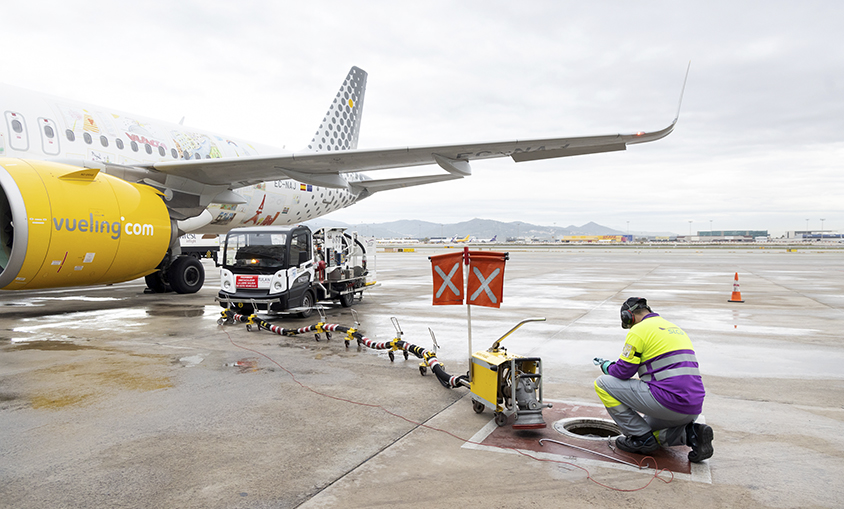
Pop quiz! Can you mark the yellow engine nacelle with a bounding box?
[0,158,171,290]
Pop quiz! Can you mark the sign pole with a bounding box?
[464,246,472,382]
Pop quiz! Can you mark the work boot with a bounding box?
[615,433,659,455]
[686,422,714,463]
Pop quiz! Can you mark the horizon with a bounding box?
[306,216,818,238]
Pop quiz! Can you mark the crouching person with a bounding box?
[594,297,713,462]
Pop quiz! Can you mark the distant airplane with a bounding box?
[0,65,686,294]
[452,234,472,243]
[476,235,497,243]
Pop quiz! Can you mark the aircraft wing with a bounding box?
[148,118,677,190]
[149,63,688,193]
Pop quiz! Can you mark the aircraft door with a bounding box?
[37,118,60,155]
[4,111,29,151]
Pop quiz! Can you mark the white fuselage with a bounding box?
[0,83,365,235]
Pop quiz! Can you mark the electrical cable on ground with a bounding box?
[218,312,675,492]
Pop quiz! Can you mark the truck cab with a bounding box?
[218,225,373,317]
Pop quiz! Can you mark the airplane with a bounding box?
[0,65,687,295]
[452,234,472,243]
[475,235,498,243]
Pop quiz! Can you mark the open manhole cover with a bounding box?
[553,417,621,441]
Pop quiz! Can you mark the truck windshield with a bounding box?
[224,232,288,271]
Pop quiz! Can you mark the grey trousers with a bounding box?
[595,375,697,446]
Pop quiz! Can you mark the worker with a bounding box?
[593,297,713,462]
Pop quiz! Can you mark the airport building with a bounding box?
[785,230,844,241]
[558,235,633,243]
[688,230,769,242]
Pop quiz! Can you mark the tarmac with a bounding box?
[1,245,843,508]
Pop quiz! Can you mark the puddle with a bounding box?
[179,354,205,367]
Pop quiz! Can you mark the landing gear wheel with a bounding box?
[388,351,395,362]
[403,351,409,360]
[473,401,485,414]
[168,256,205,294]
[144,272,170,293]
[298,291,315,319]
[494,412,507,427]
[339,291,354,308]
[419,366,427,376]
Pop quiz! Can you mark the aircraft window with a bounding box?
[11,119,23,133]
[100,135,108,147]
[131,140,138,152]
[83,132,92,144]
[116,138,124,150]
[145,144,152,154]
[43,125,54,138]
[170,148,177,159]
[65,129,75,142]
[158,146,165,157]
[182,151,189,159]
[194,153,200,160]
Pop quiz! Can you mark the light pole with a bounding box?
[806,219,810,233]
[821,218,826,240]
[688,220,693,236]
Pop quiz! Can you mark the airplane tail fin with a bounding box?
[305,66,367,153]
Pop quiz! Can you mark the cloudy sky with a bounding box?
[5,1,842,235]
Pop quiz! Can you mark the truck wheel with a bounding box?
[168,256,205,294]
[298,290,315,319]
[339,291,354,308]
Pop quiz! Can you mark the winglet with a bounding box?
[624,63,690,147]
[674,61,691,124]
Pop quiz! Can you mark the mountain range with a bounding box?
[304,218,676,240]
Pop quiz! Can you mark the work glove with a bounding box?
[593,357,614,375]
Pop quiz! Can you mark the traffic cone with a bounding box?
[728,272,744,302]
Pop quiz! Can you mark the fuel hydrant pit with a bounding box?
[553,417,621,441]
[468,403,704,479]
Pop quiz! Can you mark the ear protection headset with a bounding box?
[620,297,652,329]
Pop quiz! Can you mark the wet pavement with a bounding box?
[2,246,843,508]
